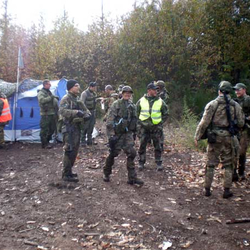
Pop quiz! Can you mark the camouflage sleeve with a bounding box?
[37,91,52,105]
[80,91,87,104]
[194,101,216,141]
[161,100,169,123]
[0,99,3,115]
[106,101,118,137]
[59,97,78,119]
[235,103,245,128]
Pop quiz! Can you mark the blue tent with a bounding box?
[4,78,67,141]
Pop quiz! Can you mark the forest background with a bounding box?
[0,0,250,117]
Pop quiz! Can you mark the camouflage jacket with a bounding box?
[195,95,245,140]
[103,91,118,120]
[59,92,88,126]
[158,88,169,104]
[136,94,169,129]
[106,98,137,137]
[37,88,58,115]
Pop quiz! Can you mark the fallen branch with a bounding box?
[226,218,250,224]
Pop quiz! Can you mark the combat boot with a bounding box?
[127,178,144,186]
[138,163,144,171]
[156,163,163,171]
[204,188,211,197]
[62,175,79,183]
[103,174,110,182]
[232,169,239,182]
[70,173,78,178]
[223,188,233,199]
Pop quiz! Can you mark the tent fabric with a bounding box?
[0,79,16,97]
[18,78,43,93]
[4,78,99,142]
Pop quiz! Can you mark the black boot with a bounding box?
[204,188,211,197]
[223,188,233,199]
[127,178,144,186]
[239,155,246,179]
[103,174,110,182]
[232,169,239,182]
[62,175,79,183]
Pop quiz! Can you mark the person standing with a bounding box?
[156,80,169,104]
[136,82,169,171]
[103,86,144,185]
[81,82,98,146]
[103,85,118,122]
[0,91,12,149]
[233,83,250,181]
[59,79,90,182]
[194,81,244,198]
[37,79,59,148]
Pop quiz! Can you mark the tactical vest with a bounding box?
[139,97,163,124]
[0,98,12,122]
[84,89,97,110]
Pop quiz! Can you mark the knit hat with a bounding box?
[89,82,97,87]
[67,79,78,91]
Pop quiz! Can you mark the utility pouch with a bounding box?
[207,129,216,143]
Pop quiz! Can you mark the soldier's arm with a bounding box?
[135,100,141,118]
[80,91,87,104]
[37,91,52,104]
[106,102,118,137]
[161,101,169,123]
[59,98,78,119]
[0,99,4,115]
[194,102,215,141]
[235,103,245,128]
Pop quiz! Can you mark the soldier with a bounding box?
[103,85,118,122]
[117,84,124,99]
[156,80,169,104]
[233,83,250,181]
[136,82,169,171]
[81,82,98,146]
[194,81,244,198]
[0,91,12,149]
[59,79,90,182]
[103,86,144,186]
[37,79,59,148]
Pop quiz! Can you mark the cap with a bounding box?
[233,83,247,90]
[147,82,158,90]
[89,82,97,87]
[67,79,78,91]
[105,85,113,91]
[218,81,232,93]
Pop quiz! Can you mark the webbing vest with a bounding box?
[0,98,12,122]
[139,97,162,124]
[85,89,97,110]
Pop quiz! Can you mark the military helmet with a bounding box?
[156,80,165,88]
[105,85,113,91]
[118,84,124,92]
[219,81,232,93]
[122,85,133,93]
[233,83,247,90]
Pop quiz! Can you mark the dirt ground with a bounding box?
[1,127,250,250]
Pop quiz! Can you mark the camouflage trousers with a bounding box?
[62,125,80,177]
[81,110,96,145]
[0,124,5,146]
[40,115,57,147]
[238,130,250,175]
[205,135,234,189]
[103,132,137,181]
[138,126,163,165]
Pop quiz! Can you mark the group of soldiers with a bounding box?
[1,78,249,200]
[195,81,250,199]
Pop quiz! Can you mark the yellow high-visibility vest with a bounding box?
[139,97,162,124]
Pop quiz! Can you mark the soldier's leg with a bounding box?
[40,115,49,148]
[81,120,89,145]
[69,129,81,173]
[0,124,5,148]
[152,128,163,170]
[238,131,249,179]
[223,164,234,198]
[47,115,56,143]
[87,113,96,145]
[138,128,149,167]
[124,134,143,185]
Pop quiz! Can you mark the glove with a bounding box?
[76,110,84,117]
[53,95,59,100]
[103,117,107,122]
[83,113,91,121]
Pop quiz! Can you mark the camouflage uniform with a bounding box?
[103,91,118,121]
[156,80,169,104]
[37,88,58,148]
[136,94,168,169]
[234,93,250,178]
[103,98,141,183]
[59,92,89,178]
[81,87,97,145]
[195,86,244,196]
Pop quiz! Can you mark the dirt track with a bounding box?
[1,132,250,250]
